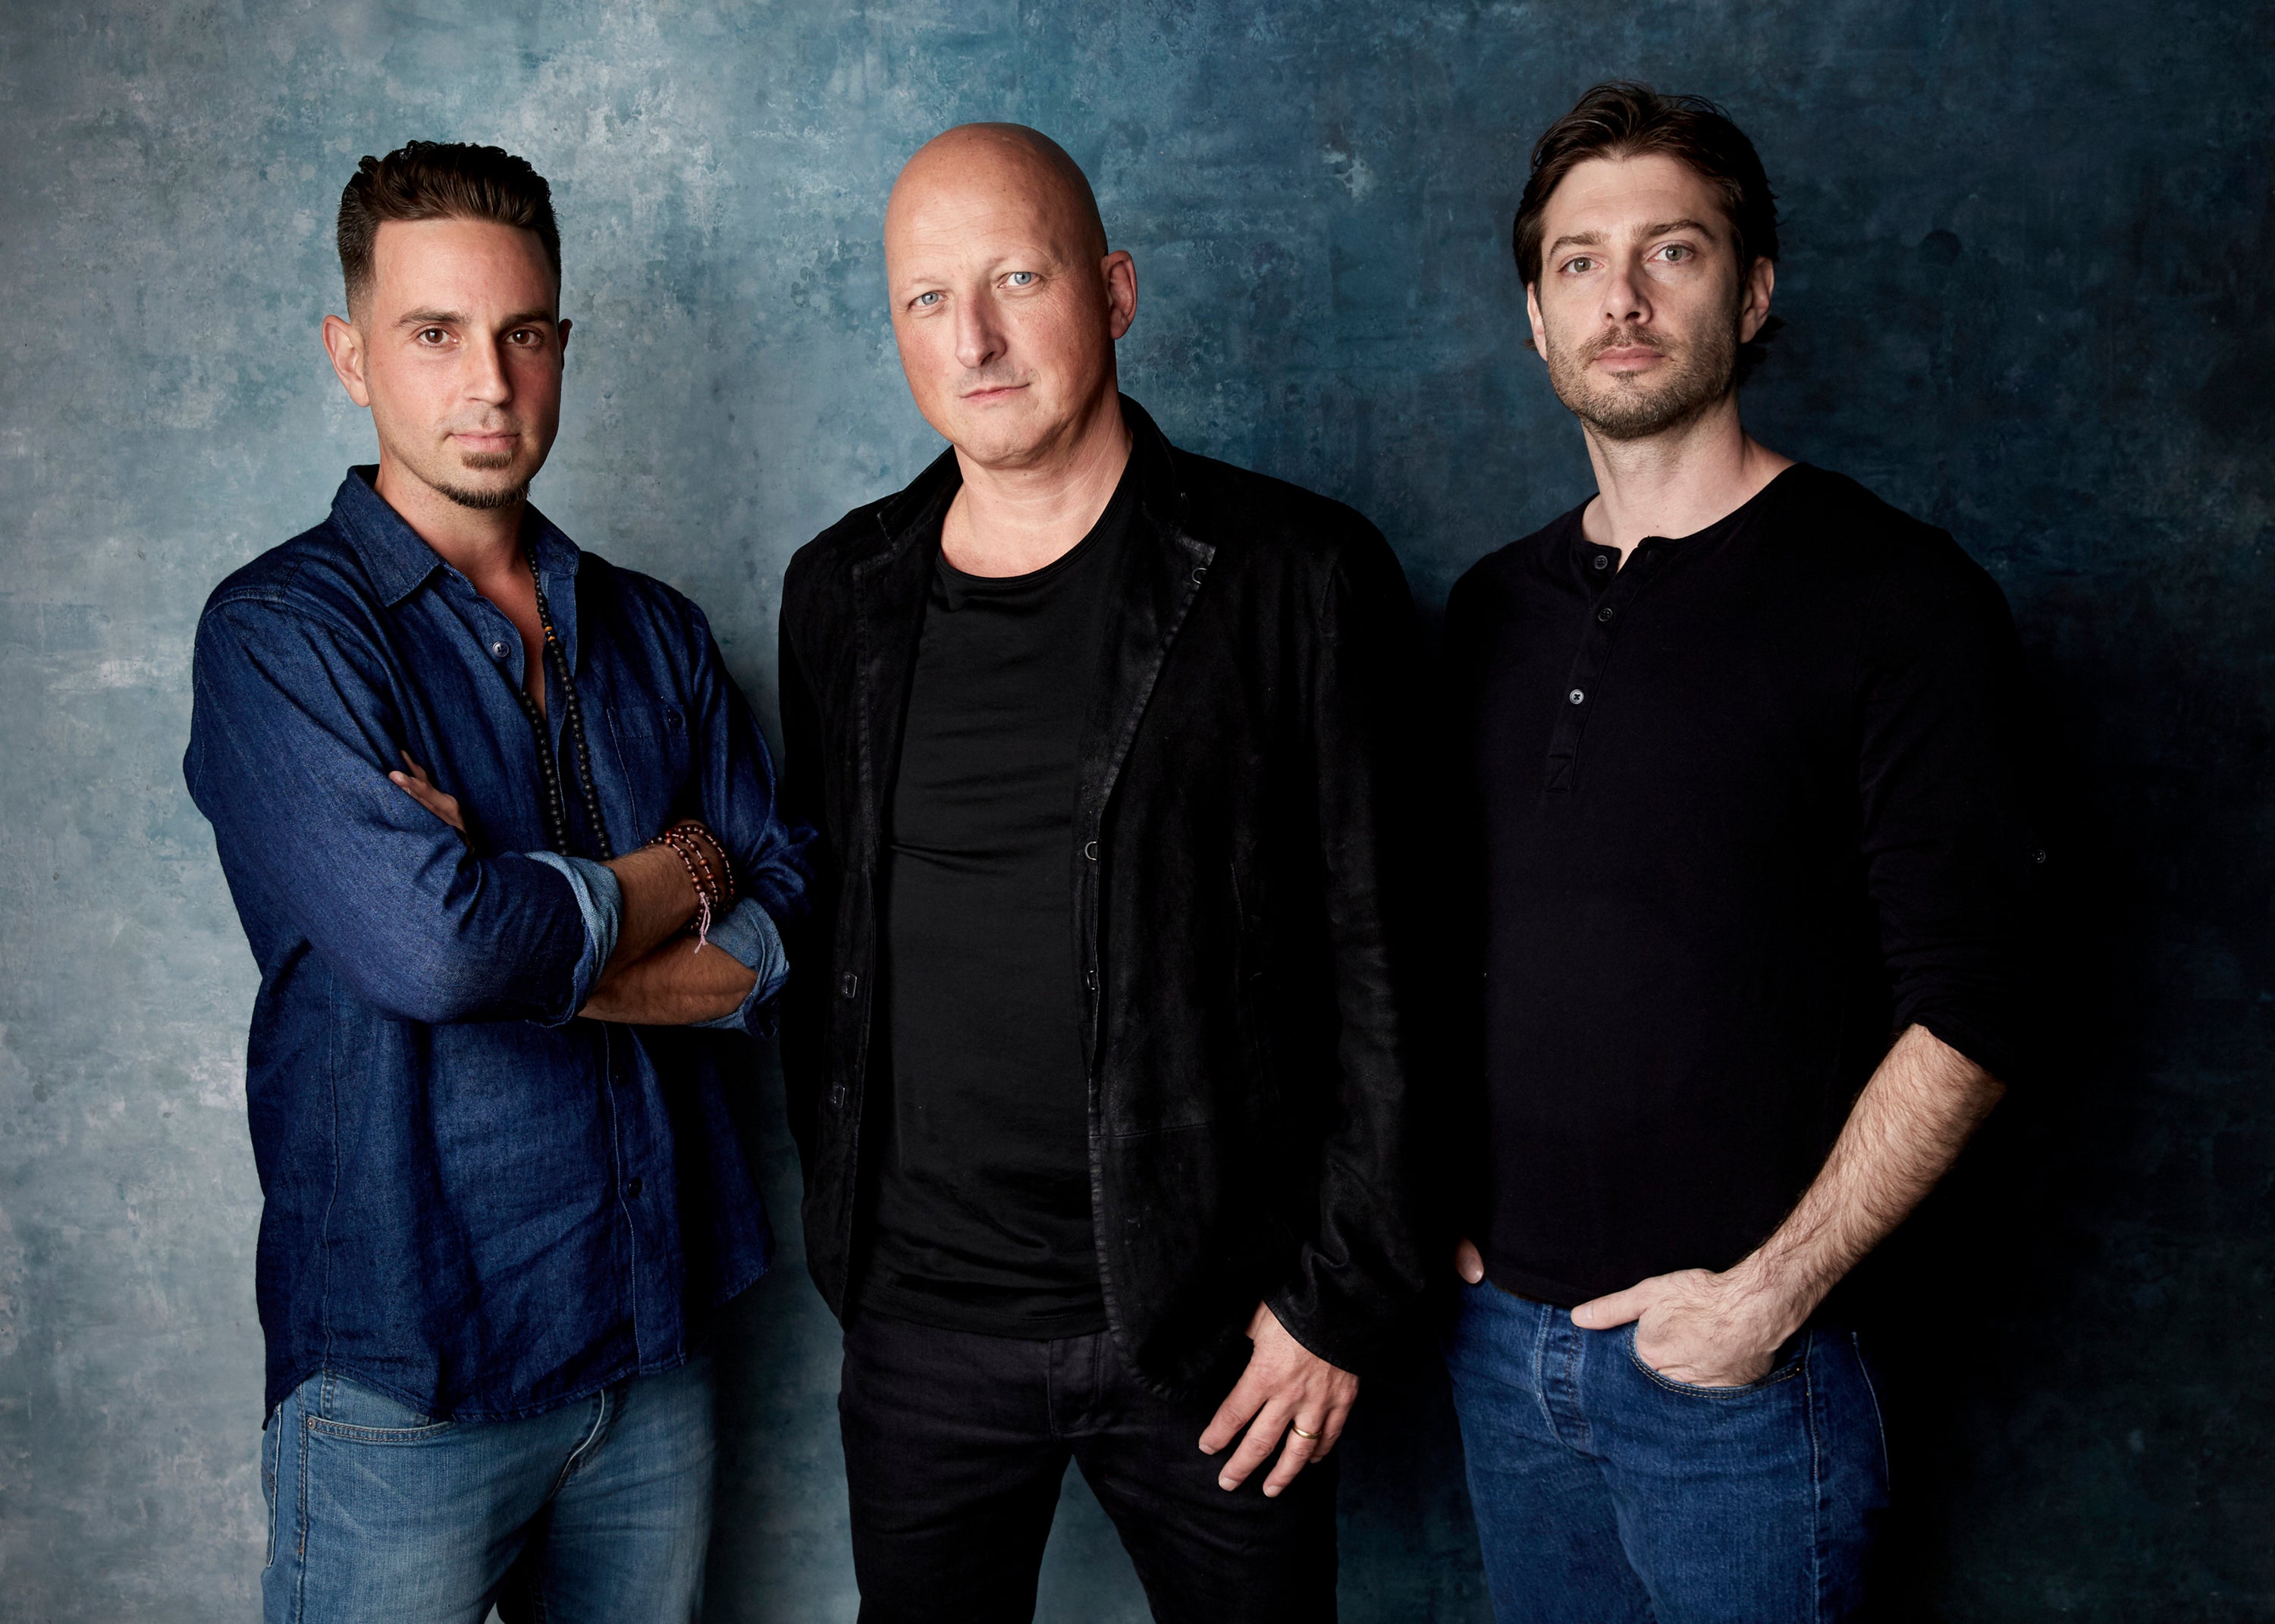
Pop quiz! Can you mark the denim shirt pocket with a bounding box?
[605,701,695,838]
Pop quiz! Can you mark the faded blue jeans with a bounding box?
[1444,1280,1888,1624]
[260,1352,714,1624]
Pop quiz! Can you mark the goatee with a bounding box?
[435,450,528,511]
[434,478,531,511]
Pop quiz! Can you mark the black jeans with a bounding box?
[838,1312,1338,1622]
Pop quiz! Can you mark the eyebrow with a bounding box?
[393,309,557,328]
[1545,218,1718,259]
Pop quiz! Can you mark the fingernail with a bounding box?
[1218,1477,1233,1491]
[1263,1486,1279,1498]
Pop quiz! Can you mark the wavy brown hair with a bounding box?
[1511,83,1782,378]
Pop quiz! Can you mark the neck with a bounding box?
[943,387,1132,578]
[372,452,528,582]
[1577,392,1791,561]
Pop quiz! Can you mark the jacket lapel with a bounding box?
[848,450,956,873]
[1074,400,1216,842]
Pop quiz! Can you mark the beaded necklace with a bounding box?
[512,542,613,861]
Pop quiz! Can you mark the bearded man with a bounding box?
[776,124,1431,1622]
[1442,84,2038,1622]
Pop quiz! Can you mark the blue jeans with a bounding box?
[1444,1281,1888,1624]
[260,1353,714,1623]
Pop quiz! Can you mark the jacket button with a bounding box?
[1083,840,1099,861]
[625,1177,643,1199]
[1084,968,1097,992]
[839,971,859,1000]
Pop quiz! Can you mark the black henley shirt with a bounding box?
[1446,465,2036,1309]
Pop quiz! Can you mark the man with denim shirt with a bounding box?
[184,142,806,1623]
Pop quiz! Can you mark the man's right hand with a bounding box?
[1456,1237,1485,1284]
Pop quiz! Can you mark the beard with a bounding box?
[430,449,531,511]
[1544,310,1739,442]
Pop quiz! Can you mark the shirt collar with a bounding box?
[330,466,582,607]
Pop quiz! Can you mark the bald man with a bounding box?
[776,125,1432,1620]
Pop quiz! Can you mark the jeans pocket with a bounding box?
[1624,1324,1809,1397]
[262,1409,281,1570]
[303,1371,458,1444]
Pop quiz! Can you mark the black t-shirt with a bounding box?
[1445,466,2034,1308]
[856,470,1137,1337]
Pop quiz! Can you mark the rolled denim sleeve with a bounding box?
[186,599,588,1024]
[526,853,623,1020]
[675,596,813,946]
[691,896,789,1038]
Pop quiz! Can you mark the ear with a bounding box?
[557,317,573,359]
[1102,249,1138,342]
[322,312,371,408]
[1737,256,1776,345]
[1523,281,1549,359]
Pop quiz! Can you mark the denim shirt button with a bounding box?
[490,640,510,659]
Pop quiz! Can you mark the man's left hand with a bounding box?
[1570,1265,1801,1389]
[1198,1303,1359,1497]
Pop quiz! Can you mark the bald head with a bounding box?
[887,124,1107,262]
[883,124,1136,475]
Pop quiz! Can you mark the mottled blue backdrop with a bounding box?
[2,2,2269,1619]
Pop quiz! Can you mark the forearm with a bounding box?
[1736,1023,2004,1333]
[579,933,757,1025]
[598,842,704,973]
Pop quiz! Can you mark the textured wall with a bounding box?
[2,2,2269,1619]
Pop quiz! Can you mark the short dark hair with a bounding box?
[1511,83,1779,288]
[336,141,560,315]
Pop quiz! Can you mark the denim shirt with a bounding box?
[185,469,810,1419]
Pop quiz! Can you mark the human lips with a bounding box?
[958,381,1028,405]
[1590,344,1666,372]
[450,427,521,453]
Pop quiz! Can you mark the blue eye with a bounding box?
[1006,271,1035,287]
[913,291,943,308]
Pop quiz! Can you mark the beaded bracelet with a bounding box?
[647,822,736,949]
[674,822,736,908]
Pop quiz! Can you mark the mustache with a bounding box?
[1580,327,1670,362]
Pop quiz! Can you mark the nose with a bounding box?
[954,295,1005,374]
[1601,256,1649,329]
[465,331,512,406]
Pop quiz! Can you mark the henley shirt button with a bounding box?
[625,1177,643,1199]
[491,640,510,658]
[1568,688,1586,704]
[1191,566,1208,585]
[1592,555,1609,570]
[1596,607,1615,623]
[1083,840,1099,861]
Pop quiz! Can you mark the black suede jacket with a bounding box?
[776,400,1432,1394]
